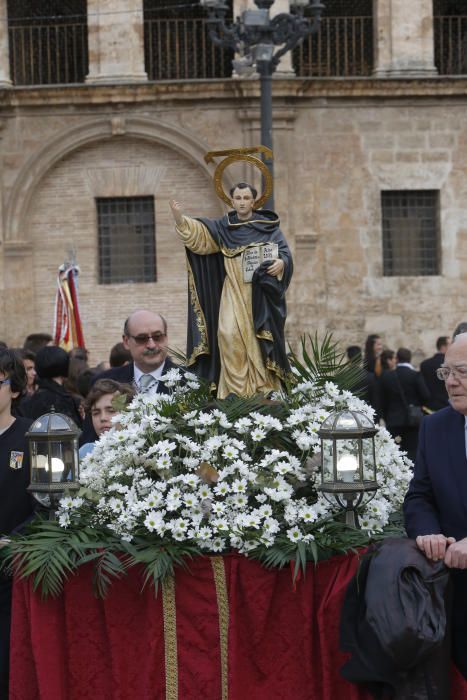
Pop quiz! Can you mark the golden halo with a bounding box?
[204,147,273,209]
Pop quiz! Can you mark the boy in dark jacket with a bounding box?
[0,350,35,699]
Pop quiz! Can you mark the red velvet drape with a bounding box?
[9,552,467,699]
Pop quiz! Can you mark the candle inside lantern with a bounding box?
[337,454,358,483]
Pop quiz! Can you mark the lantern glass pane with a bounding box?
[321,439,335,483]
[361,438,377,481]
[335,412,359,430]
[30,416,50,434]
[49,440,75,482]
[30,442,51,484]
[49,413,74,431]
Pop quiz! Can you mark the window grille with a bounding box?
[96,197,157,285]
[381,191,440,277]
[293,0,373,77]
[143,0,234,80]
[7,0,88,85]
[433,1,467,75]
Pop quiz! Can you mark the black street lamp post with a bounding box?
[200,0,325,209]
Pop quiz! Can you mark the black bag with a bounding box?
[394,369,425,428]
[407,404,424,427]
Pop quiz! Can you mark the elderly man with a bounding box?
[96,310,179,395]
[404,332,467,676]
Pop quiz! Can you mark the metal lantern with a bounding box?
[26,411,81,515]
[318,409,378,528]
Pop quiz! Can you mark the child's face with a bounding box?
[0,372,18,416]
[91,393,118,436]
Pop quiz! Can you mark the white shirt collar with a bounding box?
[397,362,415,370]
[133,360,166,386]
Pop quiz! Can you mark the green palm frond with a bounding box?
[214,393,283,422]
[289,333,366,395]
[122,538,198,595]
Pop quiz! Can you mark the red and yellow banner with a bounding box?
[53,263,85,351]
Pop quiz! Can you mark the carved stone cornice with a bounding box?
[237,107,297,131]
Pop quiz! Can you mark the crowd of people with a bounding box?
[0,309,173,698]
[0,319,462,470]
[346,330,463,461]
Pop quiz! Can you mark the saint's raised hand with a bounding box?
[169,199,184,227]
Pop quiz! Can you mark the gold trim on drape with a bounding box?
[162,575,178,700]
[186,259,210,365]
[211,556,229,700]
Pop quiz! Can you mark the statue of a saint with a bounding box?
[169,182,293,398]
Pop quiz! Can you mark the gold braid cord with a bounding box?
[204,147,273,209]
[186,258,210,365]
[211,557,230,700]
[266,358,287,380]
[162,575,178,700]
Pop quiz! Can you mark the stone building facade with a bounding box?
[0,0,465,364]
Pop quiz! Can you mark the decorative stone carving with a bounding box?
[85,165,166,197]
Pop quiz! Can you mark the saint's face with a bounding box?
[231,187,255,221]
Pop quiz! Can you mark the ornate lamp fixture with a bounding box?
[26,411,81,516]
[318,409,378,528]
[199,0,325,209]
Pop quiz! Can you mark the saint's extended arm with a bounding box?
[175,215,220,255]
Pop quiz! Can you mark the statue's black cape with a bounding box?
[185,209,293,389]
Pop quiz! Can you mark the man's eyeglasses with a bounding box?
[0,378,11,388]
[128,333,166,345]
[436,366,467,381]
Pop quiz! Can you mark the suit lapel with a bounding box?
[447,408,467,520]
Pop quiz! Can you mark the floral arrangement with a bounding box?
[1,336,412,597]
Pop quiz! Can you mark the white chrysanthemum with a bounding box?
[223,445,239,460]
[299,505,318,523]
[251,427,266,442]
[58,512,71,527]
[287,527,303,542]
[234,417,252,434]
[213,481,230,496]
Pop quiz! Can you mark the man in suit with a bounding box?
[378,347,429,461]
[82,310,181,445]
[404,332,467,676]
[96,309,179,394]
[420,336,450,411]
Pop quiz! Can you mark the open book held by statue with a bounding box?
[170,168,293,399]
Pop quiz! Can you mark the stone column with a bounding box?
[86,0,147,83]
[0,0,12,86]
[373,0,437,77]
[271,0,294,76]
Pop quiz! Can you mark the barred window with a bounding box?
[381,191,440,277]
[143,0,234,80]
[97,197,156,285]
[433,1,467,75]
[293,0,373,77]
[7,0,88,85]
